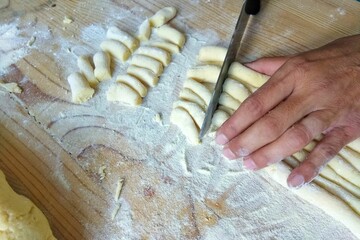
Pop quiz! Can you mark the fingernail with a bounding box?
[216,134,228,145]
[237,148,250,157]
[223,147,237,159]
[288,174,305,189]
[243,157,257,170]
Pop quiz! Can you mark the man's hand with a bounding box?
[215,35,360,188]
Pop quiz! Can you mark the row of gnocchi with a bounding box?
[171,46,270,144]
[67,7,185,105]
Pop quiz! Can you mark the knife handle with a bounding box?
[245,0,261,15]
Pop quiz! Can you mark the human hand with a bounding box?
[215,34,360,188]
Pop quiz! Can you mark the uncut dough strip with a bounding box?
[107,83,142,106]
[100,40,131,62]
[67,72,94,103]
[93,51,111,81]
[155,25,186,48]
[187,65,221,83]
[106,26,139,52]
[77,55,98,87]
[136,46,171,66]
[116,74,147,97]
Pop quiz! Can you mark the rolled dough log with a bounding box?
[106,26,139,52]
[0,170,56,240]
[127,65,159,87]
[67,72,94,103]
[187,65,221,83]
[100,40,131,62]
[93,51,111,81]
[228,62,270,88]
[130,54,163,76]
[136,46,171,66]
[150,7,177,28]
[107,83,142,106]
[147,41,180,54]
[77,56,98,87]
[116,74,147,98]
[155,25,185,48]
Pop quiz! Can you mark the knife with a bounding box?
[199,0,261,139]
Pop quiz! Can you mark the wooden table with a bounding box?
[1,0,359,239]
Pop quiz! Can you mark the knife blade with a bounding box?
[199,0,261,139]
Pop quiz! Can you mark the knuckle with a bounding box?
[262,113,284,138]
[242,97,265,117]
[317,144,338,161]
[288,124,313,149]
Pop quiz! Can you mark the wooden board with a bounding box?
[1,0,360,239]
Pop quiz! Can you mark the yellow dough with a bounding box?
[127,65,159,87]
[137,19,151,41]
[186,65,221,83]
[107,83,142,106]
[155,25,186,48]
[136,46,171,67]
[197,46,227,65]
[0,170,56,240]
[150,7,177,28]
[147,41,180,54]
[106,26,139,52]
[77,56,98,87]
[100,40,131,62]
[67,72,94,103]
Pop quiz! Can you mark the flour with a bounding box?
[0,2,357,240]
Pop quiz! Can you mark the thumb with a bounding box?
[245,56,290,76]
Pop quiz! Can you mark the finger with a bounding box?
[245,56,290,76]
[287,127,353,188]
[223,93,314,159]
[241,110,334,169]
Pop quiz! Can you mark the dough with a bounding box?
[173,100,205,128]
[170,107,200,144]
[198,46,227,65]
[147,41,180,54]
[228,62,270,88]
[127,65,159,87]
[137,19,151,41]
[67,72,94,103]
[136,46,171,66]
[218,92,241,112]
[100,40,131,62]
[0,170,56,240]
[93,51,111,81]
[107,83,142,106]
[130,54,163,76]
[116,74,147,98]
[77,55,98,87]
[211,109,230,129]
[179,88,206,109]
[187,65,221,83]
[0,80,22,93]
[106,26,139,52]
[222,78,251,102]
[155,25,185,48]
[150,7,177,28]
[183,78,212,105]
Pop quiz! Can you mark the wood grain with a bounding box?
[1,0,360,239]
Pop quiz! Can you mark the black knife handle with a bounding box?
[245,0,261,15]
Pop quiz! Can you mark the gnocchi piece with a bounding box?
[198,46,227,64]
[228,62,270,88]
[223,78,251,102]
[100,40,131,62]
[67,72,95,103]
[107,83,142,106]
[155,25,185,48]
[127,65,159,87]
[147,41,180,54]
[150,7,177,28]
[137,19,151,41]
[93,51,112,81]
[179,88,206,109]
[219,92,241,111]
[186,65,221,83]
[219,93,241,111]
[218,105,235,115]
[170,107,200,144]
[183,78,212,105]
[130,54,163,76]
[106,26,139,52]
[116,74,147,97]
[136,46,171,66]
[77,55,98,87]
[173,100,205,128]
[211,109,230,129]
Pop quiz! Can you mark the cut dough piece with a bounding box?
[127,65,159,87]
[183,78,212,105]
[228,62,270,88]
[77,55,98,87]
[67,72,94,103]
[347,139,360,153]
[173,100,205,128]
[150,7,177,28]
[137,19,151,41]
[198,46,227,65]
[136,46,171,66]
[0,81,22,93]
[218,105,235,115]
[107,83,142,106]
[179,88,206,110]
[0,170,56,240]
[100,40,131,62]
[170,107,199,144]
[219,93,241,111]
[147,41,180,54]
[93,51,111,81]
[223,78,251,102]
[339,147,360,172]
[116,74,147,97]
[155,25,185,48]
[187,65,221,83]
[106,26,139,52]
[211,109,230,128]
[130,54,163,76]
